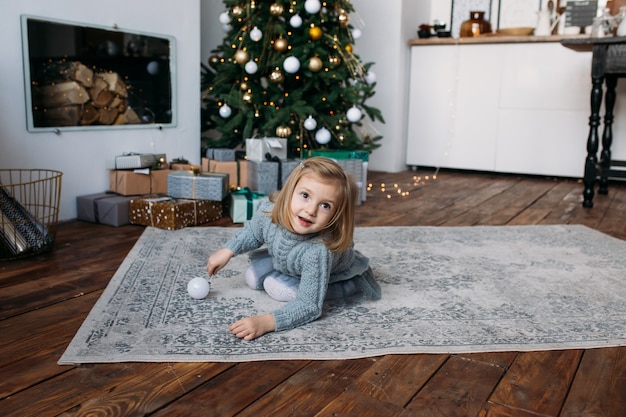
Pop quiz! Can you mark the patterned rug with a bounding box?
[59,225,626,364]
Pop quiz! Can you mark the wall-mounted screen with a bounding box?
[21,15,176,133]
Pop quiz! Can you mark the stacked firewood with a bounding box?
[32,61,141,127]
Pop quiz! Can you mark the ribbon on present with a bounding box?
[265,152,283,190]
[231,188,266,220]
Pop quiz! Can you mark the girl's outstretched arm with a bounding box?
[207,248,234,276]
[229,314,276,340]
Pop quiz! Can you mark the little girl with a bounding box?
[207,156,381,341]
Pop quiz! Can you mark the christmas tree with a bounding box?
[201,0,384,159]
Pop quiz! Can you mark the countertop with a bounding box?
[408,34,590,46]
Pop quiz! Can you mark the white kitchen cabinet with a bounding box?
[406,40,600,178]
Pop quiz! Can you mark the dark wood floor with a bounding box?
[1,168,626,416]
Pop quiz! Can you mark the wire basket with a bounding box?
[0,169,63,261]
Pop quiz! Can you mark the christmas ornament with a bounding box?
[274,37,288,52]
[304,0,321,14]
[242,91,253,103]
[208,54,220,68]
[304,115,317,130]
[245,61,258,74]
[187,277,210,299]
[290,14,303,28]
[276,125,292,137]
[352,28,362,39]
[219,104,232,118]
[219,12,231,25]
[269,68,285,83]
[234,49,249,64]
[270,3,284,16]
[338,10,350,27]
[309,26,322,40]
[240,82,248,91]
[365,71,377,84]
[328,55,341,67]
[315,127,331,144]
[283,56,300,73]
[308,57,322,72]
[346,106,362,122]
[250,26,263,42]
[232,5,244,16]
[222,24,232,32]
[345,44,353,53]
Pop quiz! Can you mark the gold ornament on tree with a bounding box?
[328,55,341,67]
[269,3,284,16]
[273,37,288,52]
[308,56,323,72]
[208,54,220,68]
[269,67,285,83]
[309,26,322,40]
[337,10,350,27]
[240,82,248,91]
[234,49,249,64]
[276,125,292,137]
[242,91,253,103]
[232,5,244,16]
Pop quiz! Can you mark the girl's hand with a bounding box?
[207,248,234,276]
[229,314,276,341]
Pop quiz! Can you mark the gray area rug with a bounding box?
[59,225,626,364]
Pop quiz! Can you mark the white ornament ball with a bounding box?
[290,14,303,28]
[219,104,232,118]
[305,0,321,14]
[222,24,232,32]
[364,71,377,84]
[250,26,263,42]
[187,277,211,299]
[346,106,362,123]
[304,115,317,130]
[245,61,258,74]
[315,127,331,144]
[146,61,160,75]
[352,28,362,40]
[283,56,300,73]
[219,12,231,25]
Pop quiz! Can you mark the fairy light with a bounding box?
[366,172,438,200]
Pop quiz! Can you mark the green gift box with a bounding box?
[230,189,268,223]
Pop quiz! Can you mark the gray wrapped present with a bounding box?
[247,160,279,195]
[245,138,287,162]
[205,148,236,162]
[167,171,229,201]
[76,192,133,227]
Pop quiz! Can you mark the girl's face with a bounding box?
[289,173,339,235]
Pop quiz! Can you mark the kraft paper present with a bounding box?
[108,169,172,196]
[201,158,249,188]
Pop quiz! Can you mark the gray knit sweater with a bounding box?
[223,200,374,331]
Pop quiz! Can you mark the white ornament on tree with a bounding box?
[290,14,303,28]
[250,26,263,42]
[364,71,377,84]
[346,106,362,122]
[245,61,258,74]
[304,115,317,130]
[315,127,331,144]
[219,104,232,118]
[283,56,301,73]
[304,0,321,14]
[219,12,231,25]
[352,28,362,39]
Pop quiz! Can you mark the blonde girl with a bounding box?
[207,157,381,340]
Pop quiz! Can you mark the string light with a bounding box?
[366,173,438,200]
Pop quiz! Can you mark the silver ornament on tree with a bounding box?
[245,61,258,74]
[250,26,263,42]
[290,14,303,28]
[283,56,300,73]
[315,127,331,144]
[346,106,362,123]
[304,115,317,130]
[219,104,232,118]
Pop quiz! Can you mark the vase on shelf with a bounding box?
[460,11,492,37]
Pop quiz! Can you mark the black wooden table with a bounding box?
[561,37,626,208]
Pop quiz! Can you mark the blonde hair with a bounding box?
[270,157,359,253]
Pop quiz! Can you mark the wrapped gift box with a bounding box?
[245,138,287,162]
[114,153,167,169]
[109,169,172,196]
[230,189,269,223]
[205,148,236,161]
[129,196,223,230]
[304,149,369,162]
[170,163,201,172]
[247,160,279,195]
[202,158,249,188]
[167,171,229,201]
[280,159,301,187]
[76,192,133,227]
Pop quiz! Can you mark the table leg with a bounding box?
[583,75,603,208]
[599,75,617,195]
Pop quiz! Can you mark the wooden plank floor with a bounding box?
[1,168,625,416]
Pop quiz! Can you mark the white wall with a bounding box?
[0,0,201,221]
